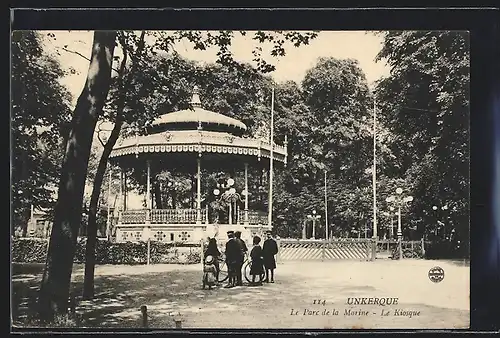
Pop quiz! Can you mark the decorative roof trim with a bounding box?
[109,143,287,163]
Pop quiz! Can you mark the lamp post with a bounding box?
[432,204,449,240]
[372,96,378,242]
[388,206,398,239]
[213,178,245,225]
[307,210,321,239]
[144,226,151,265]
[386,188,414,260]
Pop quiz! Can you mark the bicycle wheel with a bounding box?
[244,260,265,283]
[218,260,229,283]
[244,260,252,283]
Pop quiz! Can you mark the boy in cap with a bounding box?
[249,235,265,286]
[224,230,240,288]
[202,255,217,290]
[234,231,248,286]
[262,230,278,283]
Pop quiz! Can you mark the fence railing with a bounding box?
[275,238,429,262]
[377,239,429,259]
[277,239,375,262]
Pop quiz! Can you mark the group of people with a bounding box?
[202,230,278,289]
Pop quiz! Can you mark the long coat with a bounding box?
[250,245,265,275]
[225,238,241,266]
[235,238,248,262]
[262,238,278,269]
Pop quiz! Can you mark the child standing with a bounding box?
[204,237,221,282]
[249,236,265,286]
[202,255,217,290]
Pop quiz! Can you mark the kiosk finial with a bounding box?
[190,86,202,109]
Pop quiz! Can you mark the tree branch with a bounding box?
[96,120,107,147]
[58,46,122,74]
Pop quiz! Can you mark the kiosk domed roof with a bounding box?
[151,86,247,132]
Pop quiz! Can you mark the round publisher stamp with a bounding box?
[428,266,445,283]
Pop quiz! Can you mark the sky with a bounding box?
[42,30,390,108]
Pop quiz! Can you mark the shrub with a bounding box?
[11,238,48,263]
[11,238,202,265]
[424,240,468,259]
[185,251,202,264]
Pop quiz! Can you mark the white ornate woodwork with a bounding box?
[110,87,279,244]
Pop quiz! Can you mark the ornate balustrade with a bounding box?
[119,208,265,225]
[248,210,268,225]
[237,210,268,226]
[150,208,207,224]
[120,209,147,224]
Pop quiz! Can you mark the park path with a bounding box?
[12,259,469,329]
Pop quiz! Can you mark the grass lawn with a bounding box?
[11,259,469,330]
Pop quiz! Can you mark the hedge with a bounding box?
[424,240,469,259]
[11,237,201,265]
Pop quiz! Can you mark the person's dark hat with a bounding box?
[227,230,234,235]
[265,230,272,235]
[234,231,242,236]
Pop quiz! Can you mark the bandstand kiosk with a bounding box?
[108,87,287,245]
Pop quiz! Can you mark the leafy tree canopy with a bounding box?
[11,31,72,228]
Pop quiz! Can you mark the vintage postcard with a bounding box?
[11,29,470,330]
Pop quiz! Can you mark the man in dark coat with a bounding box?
[234,231,248,286]
[262,230,278,283]
[224,231,240,288]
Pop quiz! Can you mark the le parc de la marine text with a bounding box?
[290,298,421,319]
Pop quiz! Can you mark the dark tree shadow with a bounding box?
[11,262,469,329]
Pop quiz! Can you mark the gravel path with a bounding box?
[12,259,469,329]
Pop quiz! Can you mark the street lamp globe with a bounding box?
[432,205,438,210]
[312,210,316,215]
[228,187,236,194]
[213,188,220,196]
[396,188,403,195]
[404,196,414,203]
[227,178,235,187]
[241,189,247,196]
[442,205,448,210]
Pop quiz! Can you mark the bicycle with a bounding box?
[217,252,265,284]
[243,257,266,283]
[217,252,229,283]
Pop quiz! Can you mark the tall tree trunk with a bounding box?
[82,31,145,300]
[82,117,123,300]
[37,31,117,321]
[154,180,163,209]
